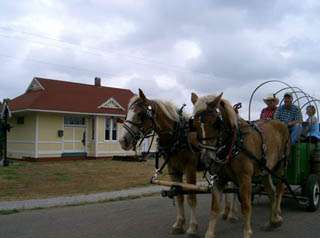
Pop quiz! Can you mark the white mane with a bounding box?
[193,94,238,128]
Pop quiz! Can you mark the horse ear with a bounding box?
[139,88,148,102]
[207,93,223,109]
[191,92,198,105]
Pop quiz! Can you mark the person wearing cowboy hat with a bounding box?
[260,93,279,120]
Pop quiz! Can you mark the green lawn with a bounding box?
[0,159,156,201]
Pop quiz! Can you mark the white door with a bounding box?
[63,116,87,155]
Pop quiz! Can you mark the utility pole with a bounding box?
[1,99,11,167]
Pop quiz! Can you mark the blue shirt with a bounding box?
[306,116,320,139]
[275,104,302,125]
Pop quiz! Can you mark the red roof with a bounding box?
[9,77,134,116]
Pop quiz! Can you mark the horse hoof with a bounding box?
[271,220,283,228]
[186,234,199,238]
[171,227,186,234]
[205,232,215,238]
[229,217,239,223]
[260,221,282,232]
[186,224,198,236]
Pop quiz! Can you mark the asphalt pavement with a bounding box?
[0,194,319,238]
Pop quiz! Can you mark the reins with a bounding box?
[153,104,191,178]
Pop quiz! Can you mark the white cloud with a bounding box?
[0,0,320,115]
[155,74,178,90]
[174,40,201,62]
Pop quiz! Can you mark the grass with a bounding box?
[0,159,156,201]
[0,209,19,215]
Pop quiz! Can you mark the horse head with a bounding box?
[119,89,155,150]
[191,92,238,173]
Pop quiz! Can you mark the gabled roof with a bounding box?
[9,77,134,116]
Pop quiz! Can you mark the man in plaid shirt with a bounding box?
[275,92,303,144]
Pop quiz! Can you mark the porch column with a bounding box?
[94,115,99,157]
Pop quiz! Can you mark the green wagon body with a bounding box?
[286,143,318,185]
[252,143,317,185]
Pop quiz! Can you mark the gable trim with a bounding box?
[26,78,45,93]
[98,97,125,111]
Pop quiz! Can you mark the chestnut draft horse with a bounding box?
[119,89,200,236]
[190,93,290,238]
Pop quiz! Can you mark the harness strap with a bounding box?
[248,121,267,166]
[226,129,237,163]
[198,143,218,151]
[151,104,191,180]
[122,122,142,141]
[240,146,301,205]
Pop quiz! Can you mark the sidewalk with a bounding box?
[0,186,165,211]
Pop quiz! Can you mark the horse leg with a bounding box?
[223,182,239,222]
[261,174,282,230]
[222,192,231,220]
[239,175,253,238]
[275,169,285,222]
[205,190,221,238]
[275,181,285,221]
[186,169,198,236]
[170,172,186,234]
[229,193,240,222]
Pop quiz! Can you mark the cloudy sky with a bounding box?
[1,0,320,119]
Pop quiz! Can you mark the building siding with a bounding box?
[95,115,134,157]
[7,113,36,158]
[7,112,153,159]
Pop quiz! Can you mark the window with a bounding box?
[105,117,111,140]
[64,116,85,126]
[105,117,118,141]
[17,116,25,125]
[112,120,117,140]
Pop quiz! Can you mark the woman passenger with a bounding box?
[302,105,320,142]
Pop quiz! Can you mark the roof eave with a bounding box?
[11,109,126,117]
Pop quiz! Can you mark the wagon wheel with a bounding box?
[305,174,320,212]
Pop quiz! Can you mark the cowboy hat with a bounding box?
[284,92,293,98]
[263,94,279,105]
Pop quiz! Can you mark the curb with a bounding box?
[0,186,164,211]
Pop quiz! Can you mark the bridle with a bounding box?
[122,101,156,147]
[192,109,237,165]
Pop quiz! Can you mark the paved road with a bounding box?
[0,194,319,238]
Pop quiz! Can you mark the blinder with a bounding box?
[188,117,196,132]
[146,105,153,118]
[199,111,208,123]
